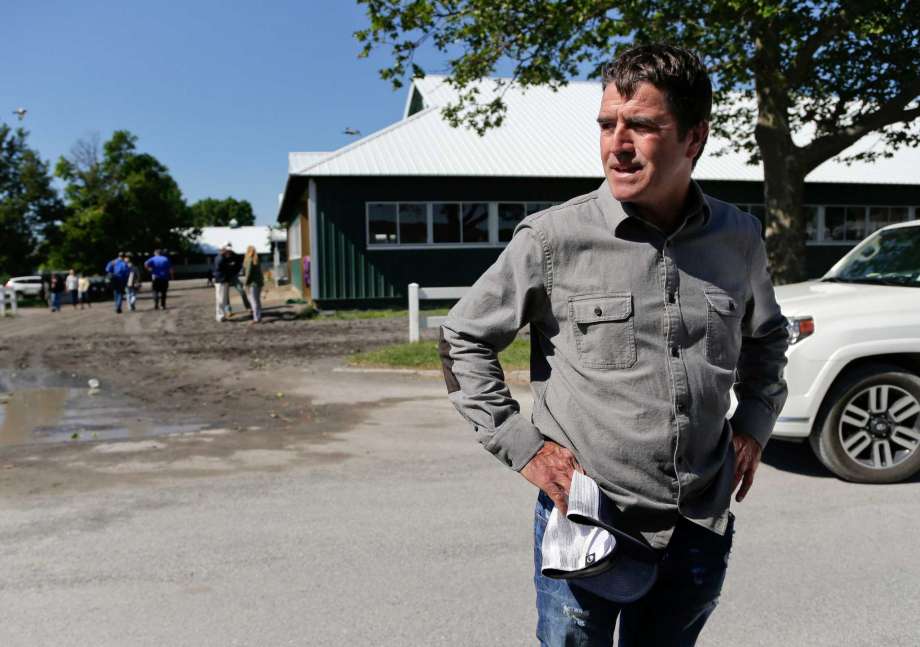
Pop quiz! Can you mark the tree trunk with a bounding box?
[752,43,808,285]
[761,157,807,285]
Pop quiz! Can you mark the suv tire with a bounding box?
[810,363,920,483]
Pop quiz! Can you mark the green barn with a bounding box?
[277,77,920,309]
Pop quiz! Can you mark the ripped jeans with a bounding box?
[534,491,733,647]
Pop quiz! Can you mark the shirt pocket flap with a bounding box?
[570,294,633,323]
[704,289,740,316]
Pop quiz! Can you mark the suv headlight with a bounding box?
[786,316,815,345]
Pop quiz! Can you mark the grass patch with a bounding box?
[348,337,530,371]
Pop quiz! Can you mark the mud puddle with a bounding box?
[0,370,201,447]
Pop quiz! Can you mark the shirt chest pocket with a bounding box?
[705,289,743,370]
[568,293,637,369]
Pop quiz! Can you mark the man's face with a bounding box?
[598,82,706,215]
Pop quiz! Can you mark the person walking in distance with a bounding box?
[65,269,79,309]
[105,252,130,314]
[212,245,235,322]
[77,273,91,309]
[225,244,252,313]
[439,44,789,646]
[48,273,65,312]
[144,248,173,310]
[242,245,264,324]
[125,256,141,312]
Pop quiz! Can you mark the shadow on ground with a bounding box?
[762,438,920,484]
[761,440,833,478]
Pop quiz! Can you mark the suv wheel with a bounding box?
[810,364,920,483]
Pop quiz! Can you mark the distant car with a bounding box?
[4,275,44,298]
[773,219,920,483]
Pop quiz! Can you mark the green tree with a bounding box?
[0,123,64,276]
[189,197,256,227]
[52,130,194,272]
[356,0,920,282]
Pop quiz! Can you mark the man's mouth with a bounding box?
[612,164,642,175]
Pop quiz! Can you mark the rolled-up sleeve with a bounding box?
[730,221,790,448]
[439,226,549,471]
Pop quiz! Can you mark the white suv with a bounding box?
[773,220,920,483]
[4,275,44,297]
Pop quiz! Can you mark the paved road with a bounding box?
[1,368,918,646]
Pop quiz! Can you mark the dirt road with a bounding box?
[0,280,424,495]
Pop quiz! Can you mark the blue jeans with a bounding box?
[126,287,137,310]
[112,280,125,312]
[50,292,61,311]
[534,491,733,646]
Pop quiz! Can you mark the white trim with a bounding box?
[308,179,319,298]
[488,202,499,243]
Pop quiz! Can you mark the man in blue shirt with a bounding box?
[144,249,173,310]
[104,252,130,314]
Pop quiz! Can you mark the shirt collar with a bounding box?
[595,178,711,237]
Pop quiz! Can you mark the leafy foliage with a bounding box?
[189,197,256,227]
[51,131,195,273]
[0,124,64,275]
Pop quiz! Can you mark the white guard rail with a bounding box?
[408,283,468,342]
[0,287,18,317]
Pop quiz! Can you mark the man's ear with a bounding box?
[686,121,709,161]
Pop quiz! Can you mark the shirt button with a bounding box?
[677,402,686,413]
[670,345,680,358]
[594,306,602,316]
[668,291,676,304]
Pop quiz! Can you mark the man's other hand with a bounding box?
[732,433,763,503]
[520,441,583,515]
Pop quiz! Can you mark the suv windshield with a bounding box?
[824,225,920,287]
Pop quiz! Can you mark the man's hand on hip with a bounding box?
[732,433,763,503]
[520,441,583,515]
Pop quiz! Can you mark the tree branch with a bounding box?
[787,10,851,86]
[801,87,920,170]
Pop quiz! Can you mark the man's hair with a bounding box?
[602,44,711,155]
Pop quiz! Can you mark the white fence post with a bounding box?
[408,282,420,342]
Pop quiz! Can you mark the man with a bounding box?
[439,44,788,646]
[212,245,241,322]
[144,248,173,310]
[125,256,141,311]
[65,269,79,309]
[104,252,130,314]
[48,273,65,312]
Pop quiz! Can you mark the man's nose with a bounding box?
[611,123,634,156]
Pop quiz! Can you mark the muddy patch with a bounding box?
[0,370,201,447]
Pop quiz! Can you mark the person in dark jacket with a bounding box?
[212,246,236,322]
[48,273,65,312]
[212,244,251,321]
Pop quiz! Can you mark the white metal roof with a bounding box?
[288,75,920,184]
[289,152,331,174]
[191,226,286,256]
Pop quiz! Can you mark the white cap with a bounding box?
[540,471,659,602]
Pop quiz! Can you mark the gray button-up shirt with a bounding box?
[439,180,789,548]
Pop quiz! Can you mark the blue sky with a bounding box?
[1,1,446,225]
